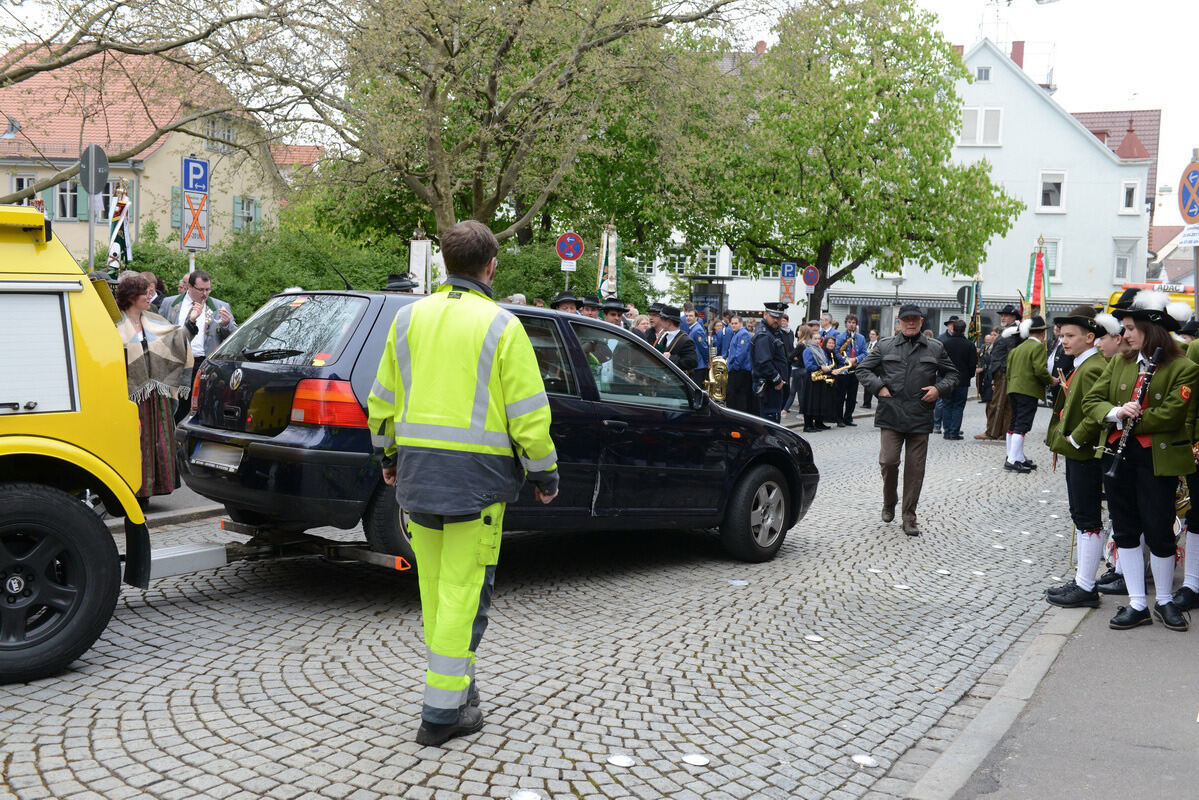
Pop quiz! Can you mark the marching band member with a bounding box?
[1082,291,1197,631]
[1004,315,1054,473]
[1044,306,1109,608]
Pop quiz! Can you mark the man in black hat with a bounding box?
[855,304,958,536]
[550,291,579,314]
[1179,318,1199,344]
[751,302,789,423]
[601,297,627,327]
[579,296,601,319]
[977,303,1021,440]
[645,302,665,345]
[656,305,698,371]
[1003,315,1054,472]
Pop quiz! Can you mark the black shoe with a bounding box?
[902,521,921,537]
[1045,580,1100,608]
[802,426,819,433]
[1109,605,1152,630]
[1153,601,1189,632]
[836,422,846,427]
[467,681,480,708]
[949,433,965,440]
[843,420,857,427]
[1097,575,1127,595]
[816,424,831,430]
[881,507,895,523]
[1096,566,1121,586]
[415,706,484,746]
[1004,460,1032,473]
[1021,459,1037,470]
[1172,586,1199,612]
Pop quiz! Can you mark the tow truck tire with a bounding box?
[0,483,121,684]
[719,465,790,563]
[361,483,417,570]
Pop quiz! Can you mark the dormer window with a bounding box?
[976,66,991,82]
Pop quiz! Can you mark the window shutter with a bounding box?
[982,110,1001,144]
[232,195,243,232]
[251,198,261,229]
[75,184,88,221]
[171,186,181,228]
[40,187,54,213]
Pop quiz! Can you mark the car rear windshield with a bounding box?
[213,294,368,366]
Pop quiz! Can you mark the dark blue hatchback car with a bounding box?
[178,290,819,564]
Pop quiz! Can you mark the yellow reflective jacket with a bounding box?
[367,276,558,515]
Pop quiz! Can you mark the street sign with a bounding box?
[804,282,815,295]
[779,276,796,304]
[560,258,576,272]
[556,232,584,261]
[78,144,108,195]
[781,261,797,279]
[1180,161,1199,224]
[181,191,209,250]
[802,266,820,286]
[1178,223,1199,248]
[182,156,209,193]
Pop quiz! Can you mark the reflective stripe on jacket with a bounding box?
[367,279,558,515]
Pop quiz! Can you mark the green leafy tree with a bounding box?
[492,238,654,311]
[702,0,1024,317]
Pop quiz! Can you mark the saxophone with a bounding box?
[830,336,853,375]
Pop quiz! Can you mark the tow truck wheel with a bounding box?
[0,483,121,684]
[361,483,417,570]
[719,465,790,563]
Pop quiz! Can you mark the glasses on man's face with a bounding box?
[192,285,212,294]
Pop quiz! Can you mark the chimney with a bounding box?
[952,44,964,58]
[1010,40,1025,68]
[754,40,767,55]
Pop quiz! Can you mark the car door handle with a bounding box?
[0,402,18,411]
[602,420,628,432]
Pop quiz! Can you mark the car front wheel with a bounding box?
[719,465,790,562]
[361,483,417,570]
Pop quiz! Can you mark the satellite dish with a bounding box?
[1,116,20,139]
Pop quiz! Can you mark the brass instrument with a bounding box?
[830,336,853,375]
[810,368,834,385]
[704,337,728,402]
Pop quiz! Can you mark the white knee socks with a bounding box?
[1119,547,1147,611]
[1185,532,1199,593]
[1007,433,1025,464]
[1150,554,1176,606]
[1005,432,1013,461]
[1075,529,1104,592]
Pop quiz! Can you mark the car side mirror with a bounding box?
[689,388,709,411]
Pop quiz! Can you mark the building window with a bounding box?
[960,107,1002,146]
[205,116,237,154]
[55,182,79,220]
[762,263,780,278]
[13,174,36,206]
[233,196,258,232]
[1120,181,1139,214]
[1035,239,1061,280]
[1113,238,1137,282]
[1037,170,1066,212]
[729,259,750,278]
[976,66,991,82]
[700,247,718,274]
[665,251,688,275]
[628,255,653,275]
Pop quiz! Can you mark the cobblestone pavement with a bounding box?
[1,401,1076,800]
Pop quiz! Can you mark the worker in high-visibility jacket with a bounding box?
[368,220,559,747]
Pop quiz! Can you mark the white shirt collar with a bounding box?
[1073,347,1098,367]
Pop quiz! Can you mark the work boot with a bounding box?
[1108,605,1152,630]
[1153,601,1189,632]
[1045,581,1100,608]
[881,506,895,523]
[1172,586,1199,612]
[415,706,484,747]
[468,681,480,708]
[902,520,921,537]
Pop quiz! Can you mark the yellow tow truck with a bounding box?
[1105,282,1195,314]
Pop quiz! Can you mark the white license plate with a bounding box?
[191,441,244,473]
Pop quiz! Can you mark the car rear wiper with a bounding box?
[240,348,304,361]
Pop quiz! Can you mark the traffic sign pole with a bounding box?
[80,144,108,274]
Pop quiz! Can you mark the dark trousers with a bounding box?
[1186,470,1199,532]
[784,366,803,412]
[862,383,872,409]
[727,369,756,414]
[838,374,859,423]
[758,384,784,423]
[1008,393,1038,435]
[174,357,205,424]
[984,371,1011,437]
[941,386,969,436]
[1064,456,1104,532]
[1103,440,1178,557]
[879,429,930,525]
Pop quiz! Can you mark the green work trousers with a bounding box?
[408,502,504,724]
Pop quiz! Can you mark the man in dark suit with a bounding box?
[657,305,698,372]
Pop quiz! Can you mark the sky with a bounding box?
[913,0,1196,227]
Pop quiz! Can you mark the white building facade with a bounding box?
[641,39,1151,334]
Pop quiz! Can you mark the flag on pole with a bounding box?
[106,180,133,278]
[597,224,619,298]
[967,281,983,342]
[1026,242,1050,317]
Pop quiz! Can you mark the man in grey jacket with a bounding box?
[855,304,959,536]
[159,270,238,422]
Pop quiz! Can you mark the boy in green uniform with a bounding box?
[1171,324,1199,612]
[1004,315,1055,473]
[1044,306,1110,607]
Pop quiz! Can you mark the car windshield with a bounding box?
[213,294,368,366]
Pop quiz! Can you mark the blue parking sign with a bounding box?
[781,262,797,279]
[182,157,209,193]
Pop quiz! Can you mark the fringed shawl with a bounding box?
[117,312,195,402]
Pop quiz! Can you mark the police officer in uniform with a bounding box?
[368,221,559,745]
[752,302,789,423]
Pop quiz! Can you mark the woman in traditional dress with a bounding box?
[801,334,837,432]
[115,274,196,508]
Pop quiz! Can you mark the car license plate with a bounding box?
[191,441,244,473]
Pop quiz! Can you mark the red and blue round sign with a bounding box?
[802,266,820,286]
[556,232,584,261]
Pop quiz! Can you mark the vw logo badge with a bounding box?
[229,368,244,391]
[5,575,25,594]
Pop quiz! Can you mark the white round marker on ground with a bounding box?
[510,790,542,800]
[607,755,635,768]
[804,634,824,643]
[728,580,749,586]
[681,753,710,766]
[851,754,879,768]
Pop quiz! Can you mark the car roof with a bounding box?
[270,289,577,321]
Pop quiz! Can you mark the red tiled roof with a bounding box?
[270,144,322,167]
[1151,225,1184,253]
[0,45,238,162]
[1071,109,1161,198]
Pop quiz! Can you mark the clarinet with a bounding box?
[1104,346,1163,479]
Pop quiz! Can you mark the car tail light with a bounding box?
[290,379,368,428]
[190,369,202,411]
